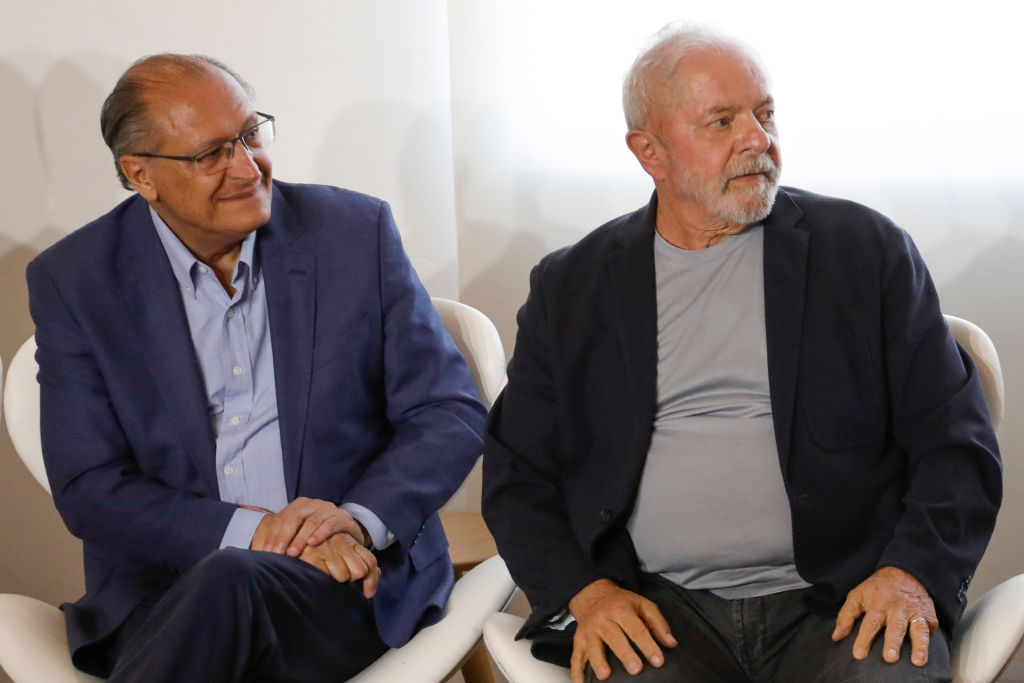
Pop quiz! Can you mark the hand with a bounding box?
[832,566,938,667]
[249,497,368,557]
[297,532,381,598]
[568,579,677,683]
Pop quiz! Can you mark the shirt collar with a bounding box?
[149,206,259,299]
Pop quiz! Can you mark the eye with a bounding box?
[242,124,263,147]
[710,117,730,128]
[194,143,231,171]
[759,109,776,122]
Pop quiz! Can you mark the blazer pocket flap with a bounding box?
[408,515,449,570]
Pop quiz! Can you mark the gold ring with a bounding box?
[909,616,927,626]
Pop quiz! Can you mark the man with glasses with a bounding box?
[27,54,485,681]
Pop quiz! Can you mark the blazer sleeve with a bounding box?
[482,260,609,634]
[27,259,236,572]
[874,227,1002,627]
[340,201,487,552]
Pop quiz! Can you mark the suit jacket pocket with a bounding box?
[799,339,885,448]
[408,515,449,570]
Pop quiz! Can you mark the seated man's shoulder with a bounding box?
[271,180,385,225]
[30,193,144,275]
[780,185,901,237]
[532,202,650,280]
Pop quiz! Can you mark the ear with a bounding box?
[120,156,159,201]
[625,129,666,181]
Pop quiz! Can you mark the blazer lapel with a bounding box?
[259,189,314,498]
[116,198,220,494]
[607,195,659,482]
[762,189,808,473]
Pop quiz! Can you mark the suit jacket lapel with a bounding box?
[115,197,220,494]
[607,194,659,483]
[259,187,314,498]
[762,189,808,474]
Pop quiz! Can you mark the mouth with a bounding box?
[218,185,264,202]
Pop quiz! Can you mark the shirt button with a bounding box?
[232,366,243,376]
[223,465,234,475]
[198,265,209,274]
[230,416,241,425]
[386,531,395,543]
[226,309,235,319]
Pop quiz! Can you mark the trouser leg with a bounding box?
[109,548,388,683]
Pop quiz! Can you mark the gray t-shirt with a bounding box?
[626,226,810,599]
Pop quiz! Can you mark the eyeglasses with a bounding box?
[130,112,276,174]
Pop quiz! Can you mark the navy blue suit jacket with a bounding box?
[483,187,1001,646]
[28,181,486,668]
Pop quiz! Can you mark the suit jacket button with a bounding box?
[599,509,613,523]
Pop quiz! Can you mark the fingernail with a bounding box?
[886,648,897,659]
[651,655,664,667]
[627,662,640,675]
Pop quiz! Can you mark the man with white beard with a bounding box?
[482,22,1001,683]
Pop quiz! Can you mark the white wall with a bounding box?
[448,0,1024,604]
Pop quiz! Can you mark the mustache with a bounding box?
[725,155,780,184]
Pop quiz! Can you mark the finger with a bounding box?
[363,566,381,599]
[570,638,587,683]
[852,611,885,660]
[602,625,644,676]
[639,600,677,648]
[908,617,931,667]
[306,512,359,547]
[881,614,909,663]
[832,597,864,641]
[320,548,355,584]
[586,635,614,680]
[354,545,379,598]
[287,511,336,556]
[265,500,311,553]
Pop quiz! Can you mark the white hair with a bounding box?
[622,22,765,131]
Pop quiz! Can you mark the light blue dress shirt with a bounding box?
[150,208,390,550]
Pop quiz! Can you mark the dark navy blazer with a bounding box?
[28,181,486,669]
[483,187,1001,646]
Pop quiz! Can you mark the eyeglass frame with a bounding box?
[128,112,276,171]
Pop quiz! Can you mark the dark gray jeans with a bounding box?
[587,575,950,682]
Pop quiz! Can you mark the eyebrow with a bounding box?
[700,96,774,119]
[196,112,261,152]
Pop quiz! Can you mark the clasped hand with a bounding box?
[248,497,380,597]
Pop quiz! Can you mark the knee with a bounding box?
[185,548,284,595]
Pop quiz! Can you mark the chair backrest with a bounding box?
[431,297,507,409]
[944,315,1004,434]
[3,335,49,495]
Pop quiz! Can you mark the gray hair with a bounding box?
[100,54,255,190]
[622,22,760,131]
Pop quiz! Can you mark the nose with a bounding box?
[736,112,772,155]
[227,139,261,179]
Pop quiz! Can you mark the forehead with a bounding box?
[145,67,254,146]
[668,47,771,113]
